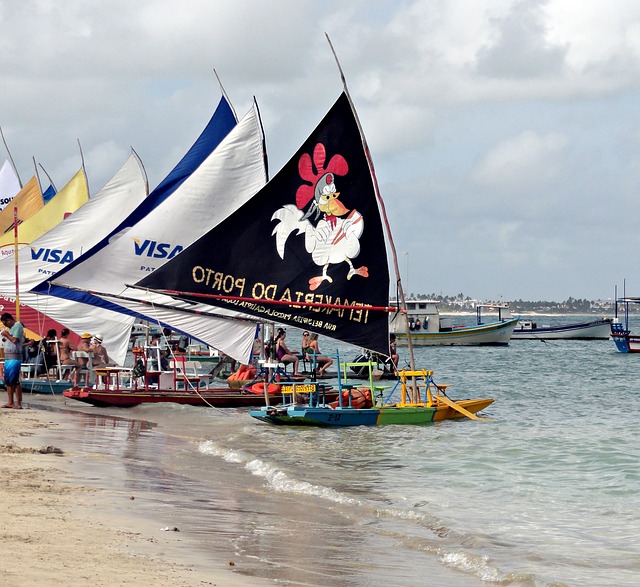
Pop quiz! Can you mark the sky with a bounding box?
[1,0,640,303]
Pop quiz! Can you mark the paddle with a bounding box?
[435,393,490,421]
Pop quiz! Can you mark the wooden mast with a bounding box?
[325,34,419,400]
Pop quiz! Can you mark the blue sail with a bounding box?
[42,184,57,203]
[47,95,236,283]
[33,95,236,299]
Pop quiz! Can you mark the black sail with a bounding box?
[137,93,390,355]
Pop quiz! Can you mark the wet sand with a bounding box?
[0,400,271,587]
[3,394,492,587]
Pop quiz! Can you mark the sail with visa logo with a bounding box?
[40,96,267,364]
[0,153,148,363]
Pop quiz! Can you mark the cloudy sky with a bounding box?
[2,0,640,302]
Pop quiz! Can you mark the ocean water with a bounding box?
[25,315,640,586]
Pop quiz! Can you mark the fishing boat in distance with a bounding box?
[390,300,518,346]
[610,297,640,353]
[511,317,612,340]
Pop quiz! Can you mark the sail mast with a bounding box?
[38,162,58,193]
[13,206,20,321]
[325,33,417,377]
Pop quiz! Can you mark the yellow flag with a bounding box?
[0,176,43,234]
[0,169,89,252]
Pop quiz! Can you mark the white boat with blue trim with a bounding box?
[390,301,518,346]
[511,317,611,340]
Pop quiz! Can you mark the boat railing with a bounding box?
[337,358,394,408]
[396,369,451,407]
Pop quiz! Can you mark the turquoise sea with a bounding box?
[25,315,640,586]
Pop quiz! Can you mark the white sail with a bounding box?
[0,153,148,365]
[48,105,267,363]
[0,159,21,211]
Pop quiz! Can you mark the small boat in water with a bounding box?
[390,301,518,346]
[610,296,640,353]
[249,356,492,427]
[511,317,612,340]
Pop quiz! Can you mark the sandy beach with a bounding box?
[0,404,270,587]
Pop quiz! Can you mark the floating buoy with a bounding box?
[249,382,279,395]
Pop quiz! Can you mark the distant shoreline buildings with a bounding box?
[405,294,631,314]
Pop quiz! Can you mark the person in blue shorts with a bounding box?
[1,312,24,409]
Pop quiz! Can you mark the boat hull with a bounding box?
[249,398,493,427]
[62,386,337,408]
[393,319,518,346]
[511,318,611,340]
[2,378,73,395]
[611,332,640,353]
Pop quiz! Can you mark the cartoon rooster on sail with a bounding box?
[272,143,369,291]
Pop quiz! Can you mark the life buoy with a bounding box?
[249,382,279,395]
[329,387,373,409]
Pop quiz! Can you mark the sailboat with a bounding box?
[0,159,21,211]
[0,155,147,366]
[130,58,493,425]
[40,96,266,365]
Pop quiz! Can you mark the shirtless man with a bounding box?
[58,328,77,380]
[74,333,92,368]
[90,333,111,369]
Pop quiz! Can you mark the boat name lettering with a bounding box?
[133,238,183,259]
[192,265,371,325]
[192,266,247,295]
[30,247,74,264]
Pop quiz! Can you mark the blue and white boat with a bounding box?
[611,297,640,353]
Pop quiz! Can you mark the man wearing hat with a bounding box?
[90,333,111,369]
[75,333,93,371]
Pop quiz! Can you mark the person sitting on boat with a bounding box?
[275,330,300,376]
[301,330,311,355]
[23,334,44,375]
[307,333,333,375]
[90,333,112,369]
[389,334,399,369]
[251,336,263,366]
[73,333,93,375]
[177,334,189,353]
[149,332,170,371]
[40,329,59,376]
[58,328,77,380]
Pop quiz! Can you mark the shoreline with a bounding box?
[0,401,272,587]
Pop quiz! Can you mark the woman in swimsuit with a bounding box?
[275,330,300,376]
